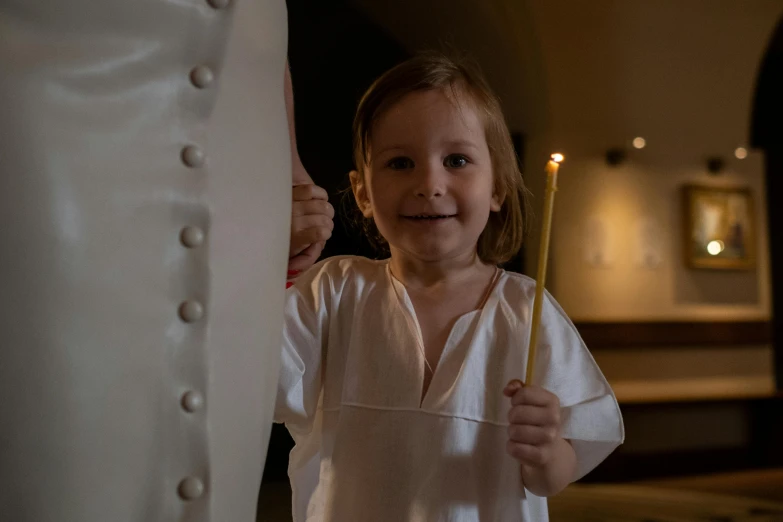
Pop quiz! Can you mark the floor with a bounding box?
[638,469,783,503]
[258,481,294,522]
[548,483,783,522]
[257,469,783,521]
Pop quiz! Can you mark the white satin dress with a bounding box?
[0,1,291,520]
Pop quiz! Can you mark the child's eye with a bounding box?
[444,154,469,169]
[387,157,414,170]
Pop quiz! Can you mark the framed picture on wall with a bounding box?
[683,185,756,270]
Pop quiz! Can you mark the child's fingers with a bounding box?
[508,404,560,427]
[506,441,548,467]
[293,183,329,202]
[293,199,335,219]
[509,385,560,408]
[507,424,558,446]
[503,379,524,397]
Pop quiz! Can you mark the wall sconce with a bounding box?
[606,137,646,167]
[605,147,627,166]
[706,156,725,175]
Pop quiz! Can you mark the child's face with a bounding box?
[353,89,502,263]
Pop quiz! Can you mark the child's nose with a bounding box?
[414,163,447,199]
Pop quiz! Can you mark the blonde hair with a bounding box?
[351,51,530,264]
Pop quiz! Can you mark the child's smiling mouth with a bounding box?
[402,213,457,221]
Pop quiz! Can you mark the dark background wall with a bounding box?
[285,0,410,261]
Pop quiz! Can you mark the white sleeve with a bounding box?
[530,291,625,481]
[273,262,332,437]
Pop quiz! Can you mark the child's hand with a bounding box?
[289,183,334,274]
[503,379,576,496]
[503,379,562,468]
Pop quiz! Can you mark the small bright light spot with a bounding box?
[734,147,748,159]
[632,137,646,149]
[707,240,725,256]
[551,153,564,163]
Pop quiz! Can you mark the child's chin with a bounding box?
[402,241,462,262]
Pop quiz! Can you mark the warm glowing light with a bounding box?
[707,240,725,256]
[551,153,564,163]
[735,147,748,160]
[632,137,646,149]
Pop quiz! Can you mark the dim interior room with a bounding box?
[260,1,783,520]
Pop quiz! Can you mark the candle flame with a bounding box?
[551,153,564,163]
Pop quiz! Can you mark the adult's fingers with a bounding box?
[292,214,334,234]
[293,183,329,202]
[288,242,324,272]
[290,227,331,257]
[293,199,335,219]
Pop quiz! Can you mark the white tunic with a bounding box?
[276,256,624,522]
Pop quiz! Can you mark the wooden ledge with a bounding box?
[574,320,772,349]
[610,376,777,404]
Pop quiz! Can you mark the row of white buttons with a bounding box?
[179,476,205,501]
[175,0,231,502]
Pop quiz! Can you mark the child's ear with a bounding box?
[490,187,505,212]
[349,169,373,218]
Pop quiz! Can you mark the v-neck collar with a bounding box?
[385,262,504,407]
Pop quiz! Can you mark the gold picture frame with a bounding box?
[683,185,756,270]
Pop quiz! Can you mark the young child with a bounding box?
[279,52,624,522]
